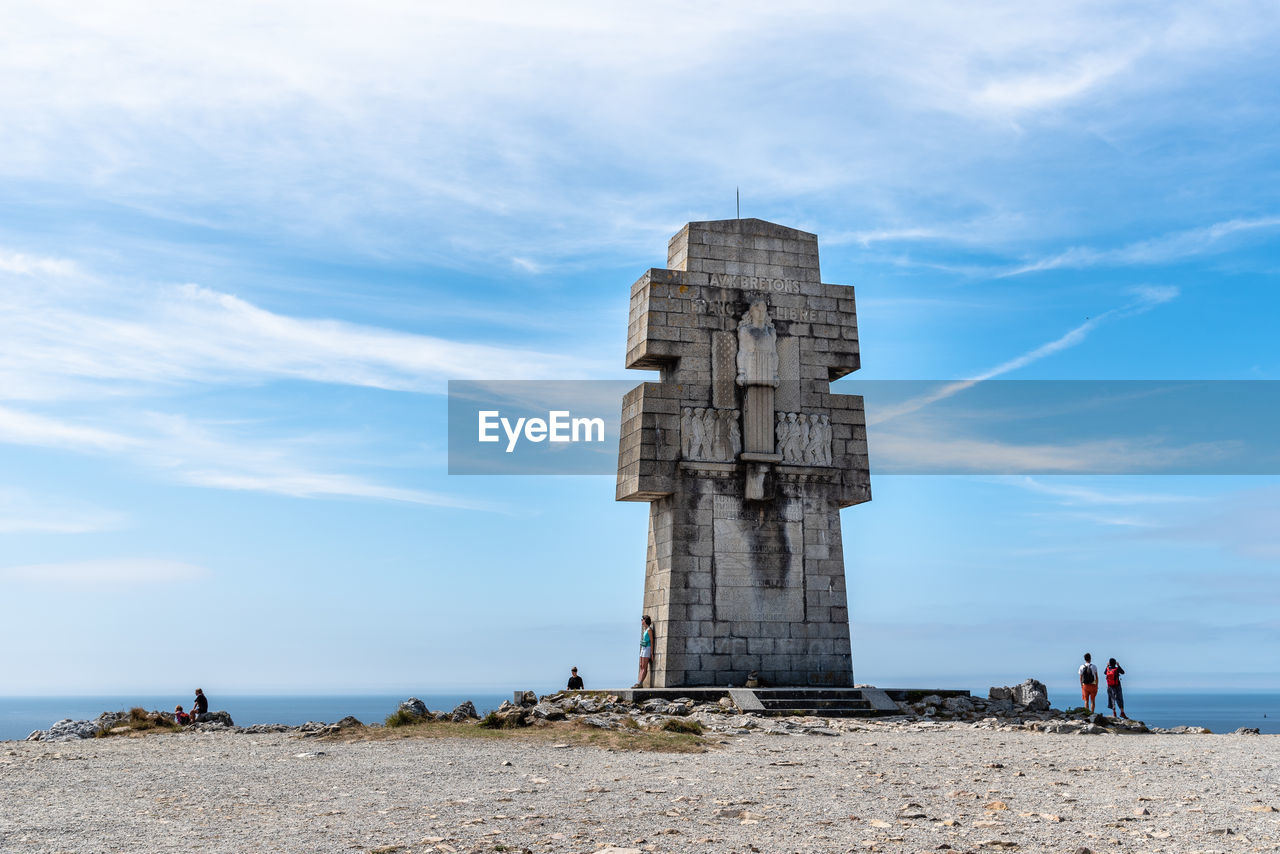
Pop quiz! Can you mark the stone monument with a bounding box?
[617,218,871,687]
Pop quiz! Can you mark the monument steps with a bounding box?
[617,686,908,718]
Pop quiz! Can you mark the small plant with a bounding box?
[95,707,179,736]
[384,709,427,728]
[660,718,704,735]
[620,715,640,730]
[478,711,525,730]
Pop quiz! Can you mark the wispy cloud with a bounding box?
[0,272,602,402]
[872,432,1227,475]
[868,287,1179,426]
[0,558,209,587]
[0,248,80,276]
[0,488,126,535]
[1006,476,1197,506]
[1002,216,1280,276]
[0,405,501,511]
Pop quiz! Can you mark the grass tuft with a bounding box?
[95,708,181,737]
[384,709,428,728]
[660,718,704,734]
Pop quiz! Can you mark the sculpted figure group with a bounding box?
[680,407,742,462]
[776,412,832,466]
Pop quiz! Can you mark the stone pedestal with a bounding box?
[616,219,871,687]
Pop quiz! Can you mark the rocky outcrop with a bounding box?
[195,710,235,727]
[27,718,100,742]
[990,679,1049,711]
[398,698,429,719]
[448,701,479,722]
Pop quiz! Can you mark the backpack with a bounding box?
[1105,666,1120,686]
[1081,664,1095,685]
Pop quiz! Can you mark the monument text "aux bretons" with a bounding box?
[617,219,870,688]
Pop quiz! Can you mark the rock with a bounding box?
[1234,727,1261,735]
[333,715,363,728]
[942,696,975,715]
[242,724,291,734]
[718,697,734,709]
[1011,679,1050,711]
[989,686,1013,702]
[398,697,429,718]
[987,698,1015,715]
[515,690,538,706]
[530,702,565,721]
[448,701,479,722]
[36,719,101,742]
[577,716,612,728]
[485,703,527,728]
[577,696,602,713]
[200,710,235,727]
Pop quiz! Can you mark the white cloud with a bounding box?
[0,248,80,277]
[0,404,501,511]
[868,287,1178,426]
[0,488,126,534]
[0,271,604,402]
[871,431,1228,475]
[0,405,139,451]
[0,2,1272,265]
[0,558,208,586]
[1007,477,1197,506]
[1003,216,1280,276]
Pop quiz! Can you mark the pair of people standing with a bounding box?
[1079,653,1127,718]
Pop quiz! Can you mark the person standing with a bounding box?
[567,667,584,690]
[1079,653,1099,713]
[632,615,654,688]
[1104,659,1127,719]
[192,688,209,722]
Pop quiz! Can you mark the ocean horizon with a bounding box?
[4,689,1278,742]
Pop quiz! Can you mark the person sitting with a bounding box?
[174,705,191,725]
[192,688,209,722]
[567,667,584,690]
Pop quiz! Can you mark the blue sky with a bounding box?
[1,1,1278,700]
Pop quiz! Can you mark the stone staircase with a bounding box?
[730,686,901,718]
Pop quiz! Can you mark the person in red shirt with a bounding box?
[1105,659,1127,719]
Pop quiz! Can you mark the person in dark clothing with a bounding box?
[192,688,209,722]
[567,667,584,690]
[1104,659,1127,719]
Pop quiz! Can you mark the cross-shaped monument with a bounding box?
[617,218,871,687]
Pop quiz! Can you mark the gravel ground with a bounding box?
[2,723,1278,854]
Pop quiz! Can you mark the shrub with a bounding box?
[478,711,525,729]
[384,709,427,728]
[660,718,704,735]
[619,715,640,730]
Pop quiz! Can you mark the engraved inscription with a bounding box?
[709,273,803,293]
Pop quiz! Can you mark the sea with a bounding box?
[3,690,1278,742]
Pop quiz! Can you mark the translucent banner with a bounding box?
[448,380,1280,475]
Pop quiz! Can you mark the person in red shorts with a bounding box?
[1079,652,1099,712]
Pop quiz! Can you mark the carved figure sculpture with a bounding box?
[736,299,779,388]
[690,407,708,459]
